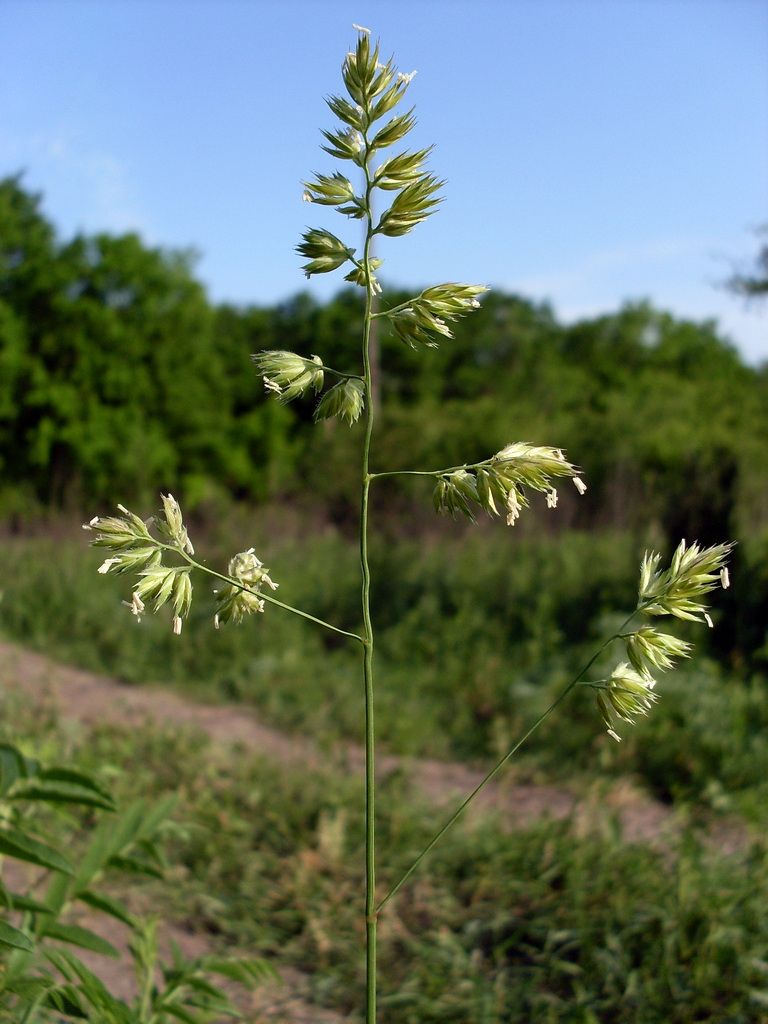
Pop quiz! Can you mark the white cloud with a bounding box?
[0,123,152,238]
[508,237,705,299]
[503,237,767,365]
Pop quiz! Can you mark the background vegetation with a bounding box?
[2,173,768,1020]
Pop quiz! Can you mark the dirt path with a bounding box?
[0,639,749,1021]
[0,639,673,835]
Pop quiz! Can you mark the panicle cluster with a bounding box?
[385,285,489,349]
[214,549,279,629]
[315,378,366,425]
[252,350,366,426]
[258,28,489,429]
[594,664,659,744]
[433,443,586,524]
[589,539,733,741]
[297,27,487,349]
[84,496,278,635]
[296,228,358,278]
[638,539,733,624]
[251,351,325,403]
[84,495,195,635]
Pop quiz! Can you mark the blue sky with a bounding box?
[2,0,767,362]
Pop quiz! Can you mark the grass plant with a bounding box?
[77,28,736,1023]
[0,27,744,1022]
[4,687,768,1023]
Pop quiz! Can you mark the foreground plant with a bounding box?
[85,28,733,1024]
[0,742,274,1021]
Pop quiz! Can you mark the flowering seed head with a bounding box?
[156,493,194,555]
[253,351,325,402]
[433,443,583,526]
[638,539,735,623]
[624,625,692,675]
[314,378,365,425]
[214,549,278,628]
[84,506,153,550]
[593,663,658,742]
[134,566,179,611]
[297,227,357,277]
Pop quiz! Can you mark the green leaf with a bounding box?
[44,948,135,1020]
[0,827,74,874]
[107,853,165,879]
[0,742,34,794]
[44,983,90,1018]
[182,974,229,999]
[41,922,120,958]
[205,956,279,986]
[76,889,135,927]
[8,892,54,914]
[158,1003,205,1024]
[9,777,116,811]
[0,919,34,952]
[42,865,72,919]
[77,795,177,883]
[41,765,114,800]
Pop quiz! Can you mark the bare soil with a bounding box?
[0,639,750,1022]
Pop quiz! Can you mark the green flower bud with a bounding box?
[172,569,193,621]
[302,171,356,206]
[155,493,194,555]
[344,258,384,291]
[134,566,180,612]
[214,549,278,628]
[638,540,735,623]
[296,228,356,277]
[325,94,365,131]
[83,505,153,550]
[432,444,582,527]
[625,626,692,675]
[593,663,658,742]
[375,175,443,237]
[370,110,416,151]
[373,148,432,190]
[314,379,365,425]
[433,471,479,522]
[320,127,365,165]
[252,351,324,402]
[383,283,488,348]
[97,547,162,575]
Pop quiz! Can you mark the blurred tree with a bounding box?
[1,175,766,546]
[726,225,768,300]
[0,176,294,508]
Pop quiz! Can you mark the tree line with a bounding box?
[2,174,767,551]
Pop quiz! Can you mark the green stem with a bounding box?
[355,136,379,1024]
[177,551,365,644]
[369,291,426,319]
[314,364,365,383]
[369,463,488,482]
[377,612,639,914]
